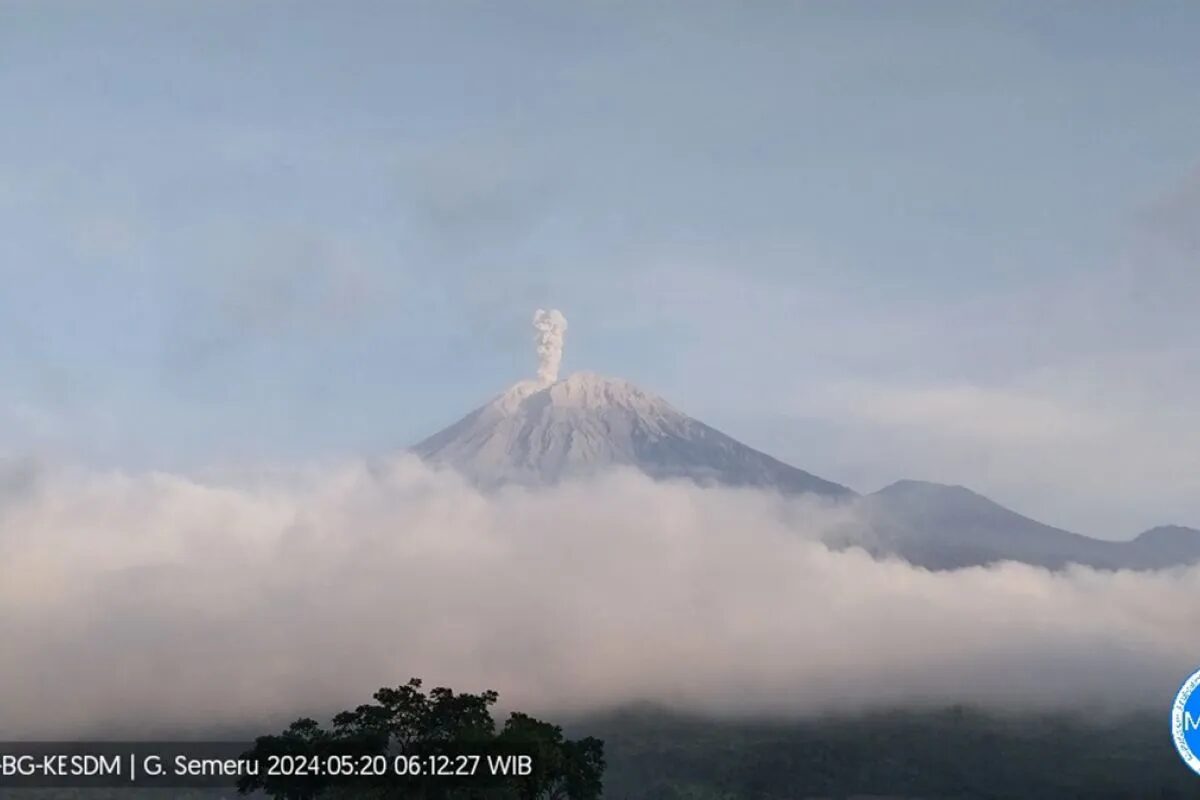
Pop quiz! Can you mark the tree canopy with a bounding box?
[237,678,604,800]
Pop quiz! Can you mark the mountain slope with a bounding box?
[414,372,853,497]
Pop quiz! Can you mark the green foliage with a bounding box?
[236,678,604,800]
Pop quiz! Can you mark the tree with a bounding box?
[497,713,605,800]
[237,678,604,800]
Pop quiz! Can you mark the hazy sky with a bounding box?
[2,1,1198,536]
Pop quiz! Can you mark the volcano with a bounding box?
[414,310,1200,572]
[414,371,853,497]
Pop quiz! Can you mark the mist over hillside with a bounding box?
[1,455,1196,740]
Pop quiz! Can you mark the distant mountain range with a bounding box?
[415,372,1200,571]
[857,480,1200,570]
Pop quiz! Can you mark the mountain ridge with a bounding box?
[861,479,1200,570]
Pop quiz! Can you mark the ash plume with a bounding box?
[533,309,567,384]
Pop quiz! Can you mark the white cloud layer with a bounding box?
[0,456,1196,738]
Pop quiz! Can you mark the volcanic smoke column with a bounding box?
[533,309,567,385]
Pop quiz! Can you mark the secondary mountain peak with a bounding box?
[1133,524,1200,544]
[861,481,1200,571]
[874,480,980,499]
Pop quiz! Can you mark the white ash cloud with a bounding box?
[0,456,1195,738]
[533,308,567,385]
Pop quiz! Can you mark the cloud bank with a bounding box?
[0,456,1196,738]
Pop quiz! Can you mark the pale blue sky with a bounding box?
[2,1,1198,535]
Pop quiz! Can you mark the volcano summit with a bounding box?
[415,370,852,496]
[415,310,851,496]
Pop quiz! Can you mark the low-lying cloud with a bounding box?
[0,456,1196,738]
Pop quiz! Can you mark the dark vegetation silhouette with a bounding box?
[237,678,604,799]
[589,705,1200,799]
[232,682,1194,799]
